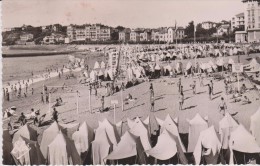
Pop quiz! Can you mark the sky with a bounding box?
[2,0,245,29]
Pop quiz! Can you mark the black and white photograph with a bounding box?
[1,0,260,165]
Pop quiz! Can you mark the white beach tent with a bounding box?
[146,129,188,164]
[3,130,14,165]
[100,61,106,69]
[98,118,121,145]
[129,117,152,152]
[228,58,235,65]
[155,114,186,152]
[219,113,239,149]
[187,113,208,152]
[105,131,147,164]
[250,107,260,146]
[193,126,221,165]
[12,123,37,144]
[229,124,260,164]
[11,136,45,165]
[40,121,64,158]
[47,131,82,165]
[92,127,113,165]
[72,121,94,161]
[186,61,192,70]
[94,61,100,69]
[90,70,97,82]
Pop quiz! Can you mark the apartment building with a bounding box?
[20,33,34,41]
[140,30,152,41]
[119,28,131,42]
[231,13,245,31]
[67,24,111,42]
[130,30,141,42]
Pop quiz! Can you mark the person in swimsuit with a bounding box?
[219,97,227,115]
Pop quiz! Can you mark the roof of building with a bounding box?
[236,12,244,17]
[202,21,216,24]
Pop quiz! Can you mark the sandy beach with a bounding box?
[3,53,260,145]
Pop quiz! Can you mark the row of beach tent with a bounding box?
[3,107,260,165]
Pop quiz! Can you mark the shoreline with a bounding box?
[2,50,85,58]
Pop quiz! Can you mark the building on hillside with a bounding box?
[20,33,34,41]
[166,27,185,43]
[52,24,62,32]
[201,21,217,29]
[151,29,160,41]
[231,12,245,31]
[66,24,111,42]
[119,28,131,42]
[216,24,230,36]
[158,28,167,42]
[130,30,141,42]
[43,34,65,44]
[140,30,152,41]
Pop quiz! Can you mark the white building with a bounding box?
[231,12,245,31]
[201,21,217,29]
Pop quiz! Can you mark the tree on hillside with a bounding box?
[185,21,195,38]
[115,26,125,31]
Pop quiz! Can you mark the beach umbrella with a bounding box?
[186,113,208,152]
[13,124,37,144]
[193,126,221,165]
[105,131,147,164]
[250,107,260,146]
[47,131,82,165]
[11,136,45,165]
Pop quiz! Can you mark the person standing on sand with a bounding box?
[46,93,49,103]
[177,78,182,92]
[218,97,227,115]
[52,108,58,122]
[210,80,214,95]
[6,89,10,101]
[100,96,105,112]
[191,80,196,95]
[31,88,34,95]
[207,84,212,100]
[41,92,44,103]
[150,83,155,112]
[179,92,184,110]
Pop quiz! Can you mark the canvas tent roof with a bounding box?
[228,58,235,65]
[3,130,14,165]
[250,107,260,146]
[94,61,100,69]
[11,136,45,165]
[12,124,37,144]
[229,124,260,164]
[100,61,106,68]
[98,118,120,145]
[47,131,82,165]
[193,126,221,165]
[186,61,192,70]
[156,114,186,152]
[40,121,65,159]
[72,121,94,156]
[219,113,239,149]
[146,129,177,160]
[106,131,147,164]
[187,113,208,152]
[92,127,113,165]
[129,117,152,152]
